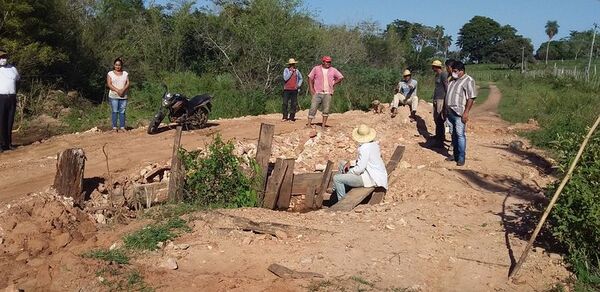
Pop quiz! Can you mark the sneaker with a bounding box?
[120,127,126,132]
[112,127,118,132]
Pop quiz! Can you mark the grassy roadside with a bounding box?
[496,75,600,291]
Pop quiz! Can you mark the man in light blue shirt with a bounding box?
[282,58,303,121]
[390,69,419,120]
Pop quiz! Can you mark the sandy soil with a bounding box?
[0,85,571,291]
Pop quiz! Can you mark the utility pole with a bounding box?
[521,46,525,73]
[587,23,597,81]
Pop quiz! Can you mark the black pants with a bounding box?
[433,99,445,142]
[0,94,17,150]
[282,89,298,120]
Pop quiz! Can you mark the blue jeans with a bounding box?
[447,110,466,163]
[332,161,364,200]
[109,98,127,128]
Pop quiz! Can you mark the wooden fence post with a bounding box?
[255,123,275,204]
[53,148,86,207]
[168,126,184,202]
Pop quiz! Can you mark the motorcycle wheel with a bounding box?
[147,114,163,134]
[188,108,209,129]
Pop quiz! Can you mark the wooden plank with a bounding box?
[291,172,337,195]
[328,187,375,211]
[255,123,275,204]
[315,160,333,208]
[262,158,287,209]
[276,159,295,209]
[168,126,184,202]
[369,146,406,204]
[53,148,86,207]
[304,185,316,210]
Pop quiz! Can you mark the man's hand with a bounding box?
[461,112,469,123]
[343,161,351,173]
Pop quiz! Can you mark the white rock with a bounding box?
[156,241,164,249]
[416,165,426,169]
[95,214,106,224]
[160,257,178,270]
[109,242,122,250]
[400,161,411,168]
[175,243,190,250]
[315,164,326,171]
[385,224,396,230]
[398,218,407,227]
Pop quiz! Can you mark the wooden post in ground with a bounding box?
[256,123,275,204]
[315,160,334,209]
[53,148,86,207]
[262,158,288,209]
[276,159,296,210]
[509,115,600,280]
[168,126,184,202]
[369,145,406,204]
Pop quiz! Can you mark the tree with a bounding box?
[544,20,559,64]
[457,16,511,63]
[490,36,534,69]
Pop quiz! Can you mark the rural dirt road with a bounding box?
[0,86,571,291]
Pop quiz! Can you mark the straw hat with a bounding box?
[0,48,7,57]
[352,124,377,143]
[402,69,412,76]
[431,60,442,67]
[287,58,298,65]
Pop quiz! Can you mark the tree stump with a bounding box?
[53,148,86,207]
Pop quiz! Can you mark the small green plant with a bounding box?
[123,217,190,251]
[180,134,260,208]
[350,276,375,288]
[82,249,129,264]
[97,267,154,292]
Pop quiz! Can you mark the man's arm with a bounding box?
[349,146,369,175]
[333,69,344,87]
[309,77,315,96]
[461,78,477,123]
[297,71,303,88]
[283,68,292,81]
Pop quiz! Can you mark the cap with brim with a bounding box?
[0,48,7,57]
[352,124,377,143]
[322,56,332,62]
[287,58,298,65]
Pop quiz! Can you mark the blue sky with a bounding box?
[154,0,600,50]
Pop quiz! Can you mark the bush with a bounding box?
[123,218,190,251]
[180,135,260,208]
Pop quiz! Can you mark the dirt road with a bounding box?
[0,88,570,291]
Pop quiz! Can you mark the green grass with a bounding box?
[82,249,130,264]
[123,217,191,251]
[96,267,154,292]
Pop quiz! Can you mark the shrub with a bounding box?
[83,249,130,264]
[123,217,190,251]
[180,135,260,208]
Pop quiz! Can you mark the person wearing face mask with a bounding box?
[331,124,388,201]
[390,69,419,121]
[0,48,20,152]
[445,61,476,166]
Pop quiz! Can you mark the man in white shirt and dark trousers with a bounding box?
[0,48,19,152]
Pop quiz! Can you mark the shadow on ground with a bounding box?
[485,144,556,175]
[452,168,564,275]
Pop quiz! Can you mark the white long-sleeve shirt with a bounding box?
[349,141,388,189]
[0,65,19,94]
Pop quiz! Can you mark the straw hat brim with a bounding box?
[352,127,377,143]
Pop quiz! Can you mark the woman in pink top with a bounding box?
[106,57,130,132]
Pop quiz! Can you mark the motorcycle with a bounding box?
[147,85,212,134]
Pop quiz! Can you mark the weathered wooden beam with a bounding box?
[262,158,287,209]
[168,126,184,202]
[255,123,275,204]
[328,187,375,211]
[53,148,86,207]
[315,160,333,208]
[291,172,336,195]
[304,185,316,210]
[276,159,295,210]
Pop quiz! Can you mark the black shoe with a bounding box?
[445,157,455,161]
[456,161,465,166]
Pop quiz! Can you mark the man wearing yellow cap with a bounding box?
[390,69,418,120]
[431,60,448,147]
[0,48,19,152]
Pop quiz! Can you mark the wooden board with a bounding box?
[328,187,375,211]
[276,159,295,209]
[304,185,316,210]
[315,161,333,208]
[262,158,287,209]
[291,172,336,195]
[255,123,275,203]
[53,148,86,207]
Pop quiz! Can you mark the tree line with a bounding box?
[0,0,592,108]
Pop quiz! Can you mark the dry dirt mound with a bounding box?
[0,193,97,289]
